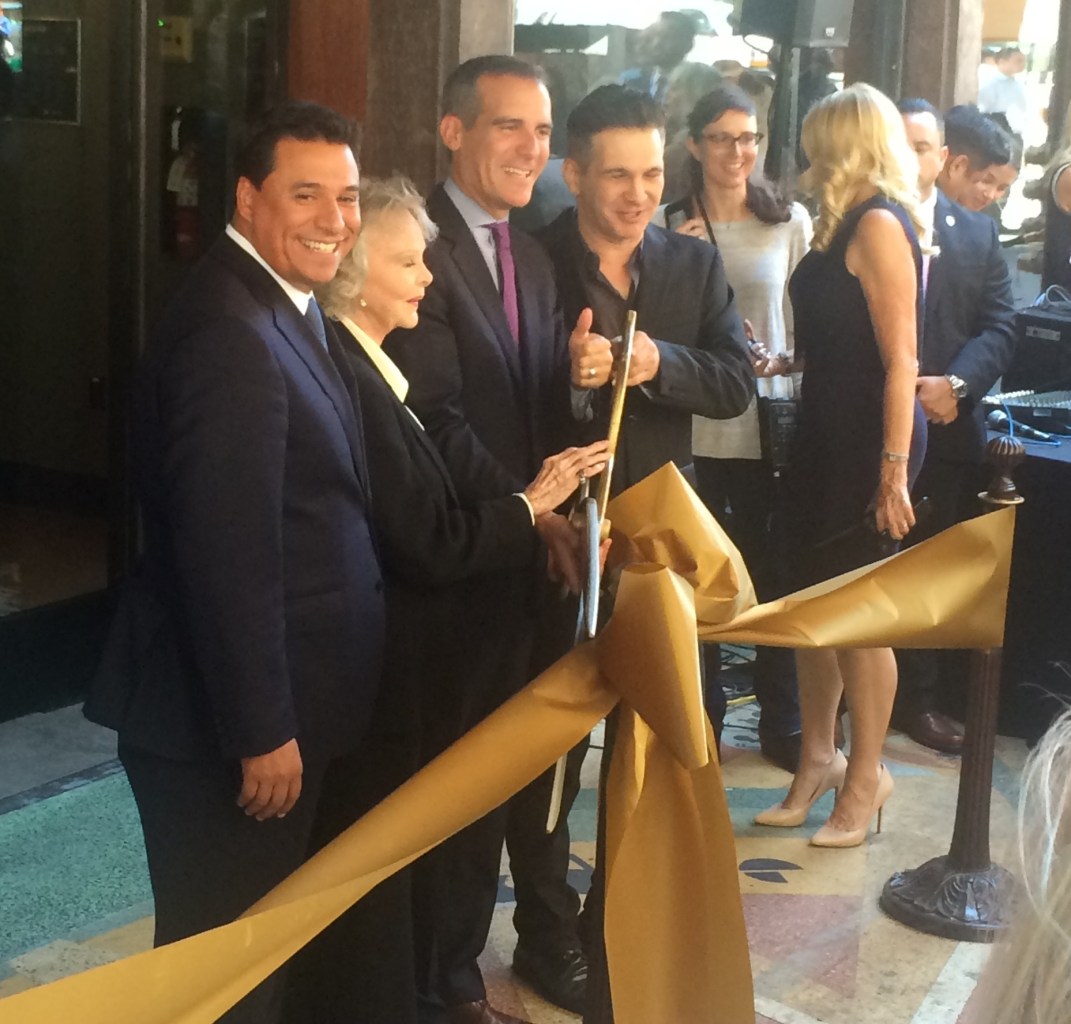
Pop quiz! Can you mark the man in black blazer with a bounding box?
[893,100,1016,754]
[85,103,384,1023]
[383,57,586,1024]
[544,85,754,491]
[539,84,754,1024]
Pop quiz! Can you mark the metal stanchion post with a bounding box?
[880,435,1025,940]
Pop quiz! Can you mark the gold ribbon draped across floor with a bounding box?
[0,464,1013,1024]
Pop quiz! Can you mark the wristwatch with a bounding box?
[945,374,969,400]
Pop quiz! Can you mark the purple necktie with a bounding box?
[488,221,520,345]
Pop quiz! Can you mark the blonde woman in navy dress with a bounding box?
[755,84,927,848]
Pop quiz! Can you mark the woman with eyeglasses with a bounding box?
[654,84,812,772]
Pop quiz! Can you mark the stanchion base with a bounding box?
[879,855,1015,942]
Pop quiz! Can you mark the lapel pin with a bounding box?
[945,214,956,227]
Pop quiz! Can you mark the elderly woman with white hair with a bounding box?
[284,175,605,1024]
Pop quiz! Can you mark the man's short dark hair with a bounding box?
[566,85,665,166]
[660,10,698,44]
[441,55,547,127]
[944,103,1013,170]
[236,102,358,188]
[997,46,1023,63]
[898,96,944,134]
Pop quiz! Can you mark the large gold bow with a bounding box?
[0,464,1013,1024]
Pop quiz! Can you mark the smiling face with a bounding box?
[565,127,664,249]
[440,73,552,219]
[352,207,433,339]
[235,137,360,291]
[686,108,758,193]
[940,153,1018,211]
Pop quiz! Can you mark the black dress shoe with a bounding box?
[903,710,965,755]
[511,943,588,1015]
[758,730,802,773]
[447,999,532,1024]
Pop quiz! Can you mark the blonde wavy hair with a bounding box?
[318,174,437,320]
[799,82,924,252]
[973,699,1071,1023]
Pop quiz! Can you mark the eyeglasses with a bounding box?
[701,131,764,150]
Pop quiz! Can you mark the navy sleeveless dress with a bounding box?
[786,194,927,587]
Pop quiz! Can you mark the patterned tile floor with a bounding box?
[0,704,1024,1022]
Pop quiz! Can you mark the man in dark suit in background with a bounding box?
[384,56,587,1024]
[937,103,1019,215]
[85,103,385,1024]
[539,84,754,1022]
[893,99,1016,754]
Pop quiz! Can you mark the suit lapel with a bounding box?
[347,337,461,506]
[926,194,953,333]
[429,187,525,390]
[215,238,371,500]
[632,225,668,329]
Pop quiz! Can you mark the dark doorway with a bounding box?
[0,0,288,722]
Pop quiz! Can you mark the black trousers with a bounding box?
[506,737,588,950]
[411,581,537,1021]
[121,746,330,1024]
[123,740,413,1024]
[694,456,800,738]
[505,583,587,955]
[284,714,419,1024]
[894,455,985,717]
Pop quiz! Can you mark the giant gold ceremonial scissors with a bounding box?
[545,310,637,832]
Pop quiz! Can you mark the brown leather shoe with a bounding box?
[904,710,965,755]
[447,999,533,1024]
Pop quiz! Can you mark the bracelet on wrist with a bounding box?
[881,450,910,463]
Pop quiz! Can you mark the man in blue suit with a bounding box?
[86,102,385,1023]
[893,99,1016,754]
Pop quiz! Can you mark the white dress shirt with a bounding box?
[225,223,311,314]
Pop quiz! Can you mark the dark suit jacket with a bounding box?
[922,192,1016,462]
[539,210,755,490]
[383,184,572,503]
[86,235,385,762]
[337,325,536,590]
[335,327,539,748]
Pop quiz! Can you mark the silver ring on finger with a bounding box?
[588,367,596,379]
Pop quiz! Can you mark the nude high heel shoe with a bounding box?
[810,763,895,848]
[754,749,848,827]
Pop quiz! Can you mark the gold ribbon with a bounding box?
[1,464,1013,1024]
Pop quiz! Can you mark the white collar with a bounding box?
[336,316,410,404]
[918,188,938,249]
[225,223,311,314]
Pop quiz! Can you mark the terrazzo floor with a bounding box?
[0,701,1024,1022]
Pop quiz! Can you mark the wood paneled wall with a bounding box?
[287,0,369,122]
[285,0,516,191]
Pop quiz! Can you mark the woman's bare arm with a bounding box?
[845,206,919,540]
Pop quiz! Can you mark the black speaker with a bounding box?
[1004,303,1071,392]
[739,0,855,48]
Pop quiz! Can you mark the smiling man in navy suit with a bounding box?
[892,98,1016,754]
[86,102,385,1023]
